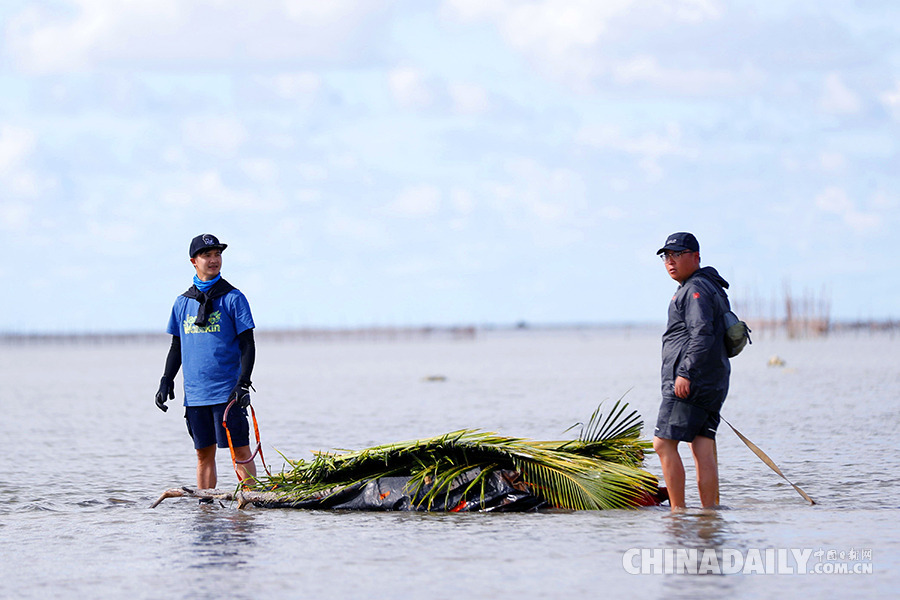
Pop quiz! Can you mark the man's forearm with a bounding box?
[237,329,255,384]
[163,335,182,380]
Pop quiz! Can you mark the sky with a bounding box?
[0,0,898,333]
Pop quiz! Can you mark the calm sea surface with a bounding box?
[1,328,897,598]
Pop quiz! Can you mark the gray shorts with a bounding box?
[654,396,720,442]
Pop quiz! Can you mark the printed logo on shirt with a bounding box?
[182,311,222,334]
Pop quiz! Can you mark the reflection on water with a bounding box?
[664,509,736,550]
[189,508,261,570]
[659,509,742,598]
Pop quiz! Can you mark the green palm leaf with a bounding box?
[254,402,659,510]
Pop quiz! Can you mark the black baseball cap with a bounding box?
[190,234,228,258]
[657,232,699,255]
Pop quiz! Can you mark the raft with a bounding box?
[152,470,667,511]
[152,401,667,511]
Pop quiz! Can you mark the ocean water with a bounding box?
[1,328,897,599]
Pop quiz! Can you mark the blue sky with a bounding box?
[1,0,897,333]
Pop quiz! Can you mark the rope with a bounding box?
[223,398,273,486]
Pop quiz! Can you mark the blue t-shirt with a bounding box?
[167,288,255,406]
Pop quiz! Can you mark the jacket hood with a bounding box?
[692,266,729,290]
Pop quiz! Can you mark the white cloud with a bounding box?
[0,124,35,173]
[161,170,285,211]
[161,145,189,167]
[442,0,723,87]
[440,0,504,21]
[815,186,853,214]
[819,152,846,172]
[280,0,366,21]
[389,71,489,114]
[781,151,848,174]
[383,256,442,277]
[386,185,442,217]
[4,0,391,73]
[820,73,861,115]
[450,188,475,215]
[196,170,284,210]
[2,170,43,200]
[448,189,475,230]
[576,122,696,180]
[599,206,626,220]
[444,0,630,55]
[449,82,490,114]
[265,72,322,100]
[181,116,248,157]
[612,55,764,94]
[296,163,329,182]
[0,201,31,230]
[294,189,322,204]
[388,66,434,109]
[240,158,278,183]
[86,219,139,246]
[197,170,243,200]
[871,190,898,211]
[665,0,722,23]
[610,178,630,193]
[879,80,900,120]
[0,124,48,198]
[815,187,880,233]
[486,158,588,245]
[324,209,390,247]
[161,189,193,207]
[444,0,721,30]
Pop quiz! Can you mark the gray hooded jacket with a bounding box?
[661,266,731,411]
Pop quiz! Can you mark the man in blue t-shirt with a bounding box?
[154,234,258,489]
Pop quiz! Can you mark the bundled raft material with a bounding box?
[151,470,537,511]
[261,469,548,511]
[153,470,665,511]
[152,401,666,511]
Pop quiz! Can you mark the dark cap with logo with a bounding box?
[657,232,699,255]
[190,234,228,258]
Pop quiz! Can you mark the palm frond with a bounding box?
[253,401,659,510]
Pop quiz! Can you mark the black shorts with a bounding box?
[654,396,720,442]
[185,403,250,450]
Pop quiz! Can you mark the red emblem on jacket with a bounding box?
[693,292,700,299]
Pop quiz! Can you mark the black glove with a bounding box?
[155,376,174,412]
[230,381,252,408]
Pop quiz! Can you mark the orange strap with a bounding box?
[223,399,272,487]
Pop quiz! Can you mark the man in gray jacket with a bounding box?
[653,232,731,511]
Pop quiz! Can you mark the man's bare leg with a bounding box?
[690,435,719,508]
[232,445,258,484]
[196,445,217,489]
[653,436,685,511]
